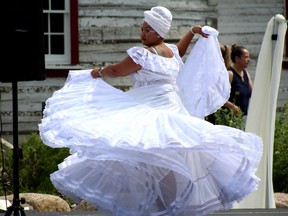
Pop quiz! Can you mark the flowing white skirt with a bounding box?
[39,70,262,216]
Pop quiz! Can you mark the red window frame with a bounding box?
[46,0,79,77]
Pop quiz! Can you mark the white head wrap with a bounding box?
[144,6,172,38]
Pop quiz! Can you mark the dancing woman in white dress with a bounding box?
[39,6,262,216]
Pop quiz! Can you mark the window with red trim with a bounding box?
[43,0,78,67]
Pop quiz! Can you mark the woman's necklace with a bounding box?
[232,66,244,81]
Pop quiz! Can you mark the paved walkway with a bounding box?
[1,208,288,216]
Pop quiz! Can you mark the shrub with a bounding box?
[19,133,70,194]
[0,133,70,196]
[0,141,14,195]
[213,107,245,129]
[273,103,288,193]
[208,91,245,129]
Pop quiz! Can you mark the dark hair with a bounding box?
[220,44,231,69]
[230,44,247,63]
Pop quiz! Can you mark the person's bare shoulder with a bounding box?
[228,70,233,83]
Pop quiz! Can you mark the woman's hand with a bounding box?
[91,67,103,78]
[191,25,209,38]
[232,104,240,116]
[224,101,241,116]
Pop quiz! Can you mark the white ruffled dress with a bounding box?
[39,27,262,216]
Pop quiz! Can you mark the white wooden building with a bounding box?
[0,0,287,143]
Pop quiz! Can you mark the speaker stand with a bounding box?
[4,81,26,216]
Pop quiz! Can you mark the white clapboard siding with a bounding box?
[0,78,66,142]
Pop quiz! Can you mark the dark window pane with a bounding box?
[51,35,64,54]
[51,14,64,32]
[43,0,49,10]
[44,35,49,54]
[51,0,65,10]
[43,13,48,32]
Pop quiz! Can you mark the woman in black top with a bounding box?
[226,44,253,116]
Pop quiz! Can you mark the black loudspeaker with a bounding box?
[1,0,45,82]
